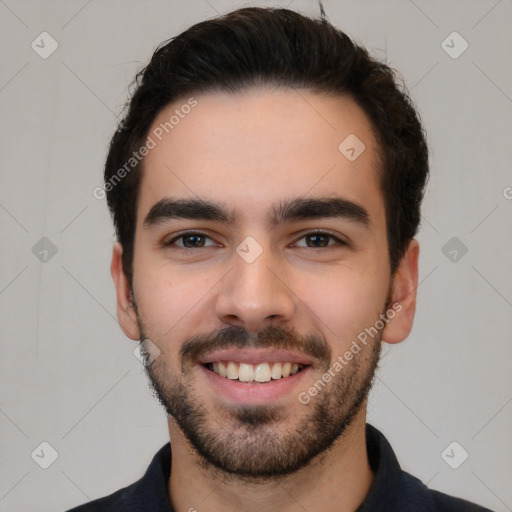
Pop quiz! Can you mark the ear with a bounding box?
[381,239,419,345]
[111,242,140,340]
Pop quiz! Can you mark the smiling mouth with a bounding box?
[204,361,307,383]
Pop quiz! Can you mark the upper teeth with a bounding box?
[210,361,303,382]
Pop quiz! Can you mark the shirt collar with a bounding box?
[356,424,435,511]
[137,423,433,511]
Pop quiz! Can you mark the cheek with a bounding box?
[132,253,221,338]
[294,266,389,351]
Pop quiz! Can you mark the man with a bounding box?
[67,6,492,512]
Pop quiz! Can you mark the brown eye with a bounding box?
[182,234,206,248]
[294,231,344,248]
[306,233,330,247]
[165,232,217,248]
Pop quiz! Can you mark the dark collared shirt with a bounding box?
[65,424,493,511]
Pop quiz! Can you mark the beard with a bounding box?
[135,309,383,481]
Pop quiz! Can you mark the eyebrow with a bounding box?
[143,197,370,229]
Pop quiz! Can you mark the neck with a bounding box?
[167,407,374,512]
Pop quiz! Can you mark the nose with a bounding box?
[214,247,296,333]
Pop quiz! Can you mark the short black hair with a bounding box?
[104,6,429,285]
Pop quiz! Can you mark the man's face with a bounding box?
[114,87,414,478]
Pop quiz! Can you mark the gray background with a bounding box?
[0,0,511,511]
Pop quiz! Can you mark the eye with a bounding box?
[164,232,218,249]
[293,231,345,248]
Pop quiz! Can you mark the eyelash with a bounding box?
[163,230,347,249]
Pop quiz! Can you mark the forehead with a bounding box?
[137,87,384,227]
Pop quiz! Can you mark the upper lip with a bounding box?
[197,348,314,366]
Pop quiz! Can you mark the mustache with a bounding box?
[180,324,331,370]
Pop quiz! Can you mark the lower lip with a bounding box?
[199,364,311,405]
